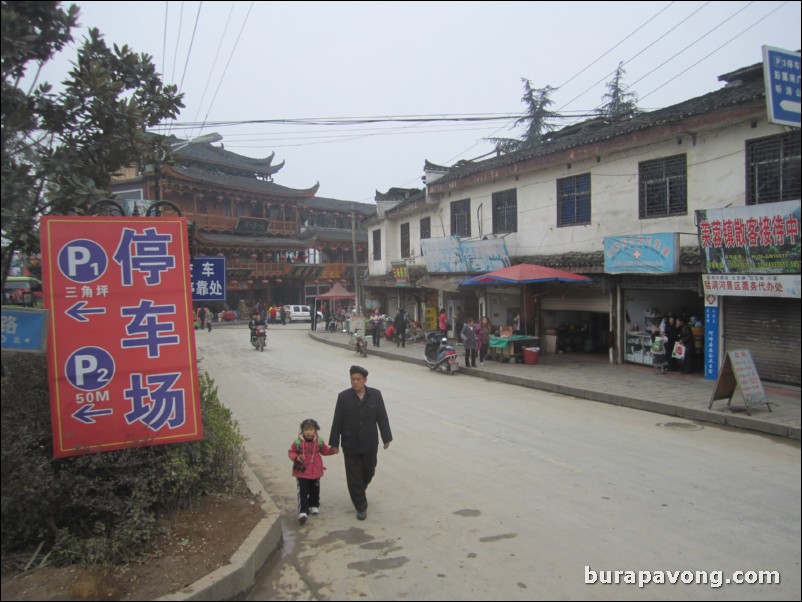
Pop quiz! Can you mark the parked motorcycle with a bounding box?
[424,331,459,374]
[250,323,267,351]
[348,328,367,357]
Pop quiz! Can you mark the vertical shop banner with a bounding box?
[703,296,719,380]
[41,216,202,458]
[391,260,411,287]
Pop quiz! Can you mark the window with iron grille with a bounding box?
[492,189,518,233]
[746,132,801,205]
[420,217,431,240]
[639,154,687,219]
[400,222,410,258]
[451,199,471,237]
[557,174,591,226]
[372,229,381,260]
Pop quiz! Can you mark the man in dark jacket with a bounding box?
[393,307,408,347]
[329,365,393,520]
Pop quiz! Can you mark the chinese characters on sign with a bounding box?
[603,233,679,274]
[191,257,226,302]
[695,201,801,276]
[703,298,719,381]
[391,260,410,287]
[708,349,769,416]
[728,350,768,406]
[762,45,801,127]
[702,273,801,299]
[41,217,202,458]
[0,307,48,352]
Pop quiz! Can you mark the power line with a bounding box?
[198,0,255,133]
[177,1,204,94]
[192,0,236,138]
[556,1,713,114]
[640,1,790,102]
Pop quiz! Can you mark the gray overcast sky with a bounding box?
[40,1,801,203]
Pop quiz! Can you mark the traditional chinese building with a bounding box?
[111,136,375,311]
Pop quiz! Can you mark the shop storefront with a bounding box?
[539,284,610,354]
[721,296,801,385]
[697,201,801,386]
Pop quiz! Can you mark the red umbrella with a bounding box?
[461,264,590,285]
[461,264,590,335]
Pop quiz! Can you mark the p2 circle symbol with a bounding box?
[66,347,115,391]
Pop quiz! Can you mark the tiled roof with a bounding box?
[169,164,319,198]
[170,136,284,176]
[306,196,376,216]
[516,246,703,270]
[429,64,766,191]
[375,187,423,202]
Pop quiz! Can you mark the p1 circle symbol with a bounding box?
[58,239,108,283]
[66,347,115,391]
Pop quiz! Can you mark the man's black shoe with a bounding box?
[356,510,367,520]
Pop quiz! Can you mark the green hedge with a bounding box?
[1,352,244,566]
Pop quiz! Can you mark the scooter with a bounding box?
[250,324,267,351]
[348,327,368,357]
[424,331,459,374]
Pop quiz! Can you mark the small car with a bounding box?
[283,304,324,323]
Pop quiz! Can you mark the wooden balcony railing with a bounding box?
[184,213,297,236]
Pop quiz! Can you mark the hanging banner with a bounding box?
[696,200,801,274]
[41,216,202,458]
[703,296,719,380]
[702,273,800,299]
[421,237,509,273]
[391,260,410,287]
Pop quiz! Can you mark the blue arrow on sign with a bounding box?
[72,404,114,424]
[65,301,107,322]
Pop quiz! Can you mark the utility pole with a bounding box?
[351,210,360,312]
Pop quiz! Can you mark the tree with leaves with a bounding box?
[486,79,557,153]
[1,1,183,289]
[597,61,639,118]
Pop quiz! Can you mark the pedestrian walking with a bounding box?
[329,365,393,521]
[438,308,448,337]
[288,419,337,524]
[475,316,493,365]
[370,308,383,347]
[461,317,477,367]
[393,307,407,347]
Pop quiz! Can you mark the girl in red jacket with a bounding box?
[288,419,337,524]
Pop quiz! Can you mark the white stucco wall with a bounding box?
[370,117,788,273]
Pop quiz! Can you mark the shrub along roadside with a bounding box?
[0,352,245,567]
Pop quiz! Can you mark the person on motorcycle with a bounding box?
[249,313,266,343]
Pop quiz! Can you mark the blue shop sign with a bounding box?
[1,307,49,352]
[762,45,801,128]
[604,233,679,274]
[191,257,226,302]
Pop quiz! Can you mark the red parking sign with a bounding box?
[41,216,202,458]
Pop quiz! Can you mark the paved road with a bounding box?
[196,324,801,601]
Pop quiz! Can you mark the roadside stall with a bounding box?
[461,264,591,361]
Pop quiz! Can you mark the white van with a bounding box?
[283,305,324,323]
